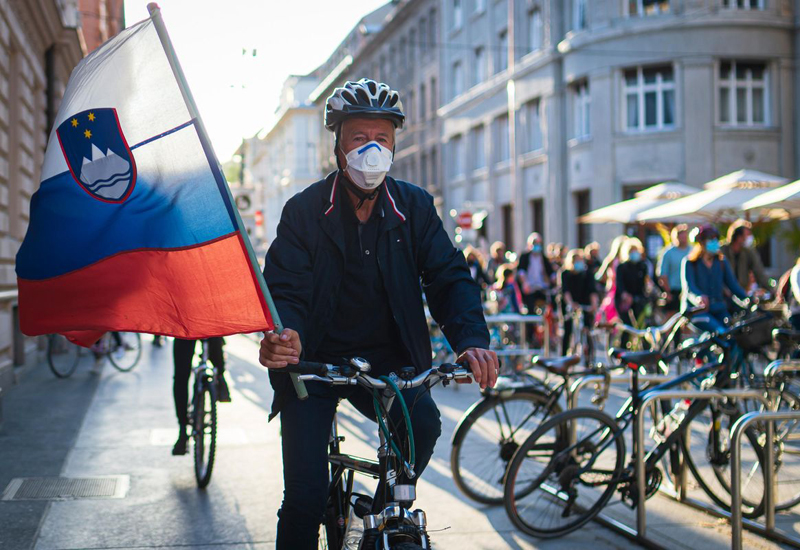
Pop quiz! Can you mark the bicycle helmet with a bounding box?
[690,223,719,243]
[324,78,405,132]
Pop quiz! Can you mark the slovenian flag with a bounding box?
[15,13,274,346]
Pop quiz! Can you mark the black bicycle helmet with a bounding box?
[324,78,405,132]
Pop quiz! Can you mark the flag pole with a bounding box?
[146,3,308,400]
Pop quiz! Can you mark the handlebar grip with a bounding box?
[282,360,331,376]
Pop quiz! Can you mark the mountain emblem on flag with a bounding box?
[56,108,137,203]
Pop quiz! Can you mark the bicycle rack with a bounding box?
[566,372,674,410]
[569,387,771,550]
[731,410,800,550]
[484,313,550,358]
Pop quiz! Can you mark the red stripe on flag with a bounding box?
[19,233,273,346]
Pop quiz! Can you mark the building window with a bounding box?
[530,198,544,239]
[419,17,428,53]
[452,60,464,99]
[409,30,416,59]
[429,9,437,48]
[419,83,427,120]
[573,80,591,139]
[496,29,508,73]
[399,38,407,71]
[628,0,670,16]
[575,191,591,247]
[406,90,414,123]
[475,0,486,13]
[450,134,465,178]
[528,9,543,52]
[502,204,515,252]
[624,65,675,132]
[573,0,587,30]
[473,46,486,86]
[525,99,543,152]
[431,77,437,110]
[494,114,510,163]
[722,0,764,9]
[452,0,463,30]
[471,125,486,169]
[719,60,768,126]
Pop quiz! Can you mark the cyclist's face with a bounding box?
[336,118,395,168]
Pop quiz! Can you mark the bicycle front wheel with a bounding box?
[47,334,82,378]
[193,378,217,488]
[504,408,625,538]
[108,332,142,372]
[451,388,559,505]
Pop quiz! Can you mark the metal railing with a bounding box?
[484,313,549,357]
[730,410,800,550]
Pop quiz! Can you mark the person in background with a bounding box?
[656,224,690,316]
[493,263,524,314]
[464,245,492,295]
[683,224,748,334]
[721,219,771,294]
[595,235,628,324]
[777,256,800,331]
[487,241,507,284]
[171,337,229,455]
[615,237,649,334]
[559,249,599,356]
[518,232,555,313]
[584,242,601,277]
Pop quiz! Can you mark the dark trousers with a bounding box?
[172,337,224,427]
[276,382,442,550]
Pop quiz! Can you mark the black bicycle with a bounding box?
[449,309,692,505]
[502,311,772,539]
[284,358,472,550]
[189,339,218,488]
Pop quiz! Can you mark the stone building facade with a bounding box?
[438,0,797,262]
[0,1,84,395]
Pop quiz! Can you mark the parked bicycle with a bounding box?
[284,358,472,550]
[502,310,772,539]
[46,331,142,378]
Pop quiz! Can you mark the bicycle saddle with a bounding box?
[774,328,800,341]
[532,355,580,375]
[595,322,617,330]
[618,350,662,368]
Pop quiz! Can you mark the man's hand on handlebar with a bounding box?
[456,347,499,390]
[259,328,302,369]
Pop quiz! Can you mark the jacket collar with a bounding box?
[320,172,407,241]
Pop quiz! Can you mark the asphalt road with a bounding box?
[0,335,794,549]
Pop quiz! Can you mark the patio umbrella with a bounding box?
[636,169,788,223]
[578,182,698,224]
[742,179,800,220]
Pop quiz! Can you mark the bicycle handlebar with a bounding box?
[281,360,473,390]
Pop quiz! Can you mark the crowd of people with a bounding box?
[463,218,800,356]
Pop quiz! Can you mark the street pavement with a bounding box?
[0,335,794,549]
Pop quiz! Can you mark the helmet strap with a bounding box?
[341,171,381,210]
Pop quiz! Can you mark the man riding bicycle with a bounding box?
[258,78,499,550]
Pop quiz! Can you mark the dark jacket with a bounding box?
[721,243,770,291]
[517,251,554,290]
[263,171,490,418]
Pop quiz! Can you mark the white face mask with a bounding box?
[744,234,755,248]
[343,141,393,190]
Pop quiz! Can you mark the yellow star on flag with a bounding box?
[84,129,92,139]
[87,112,95,122]
[71,118,78,127]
